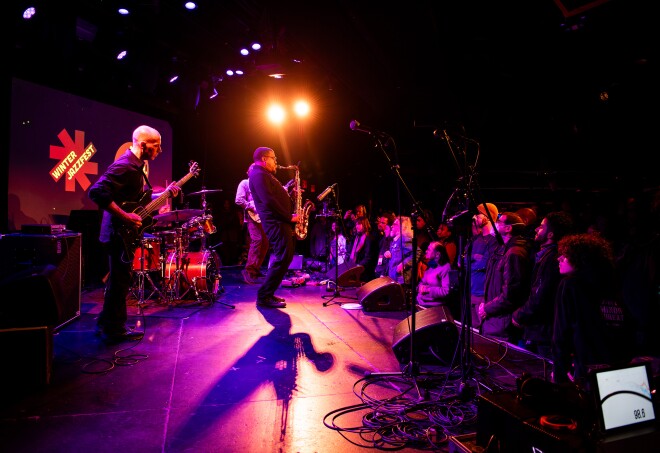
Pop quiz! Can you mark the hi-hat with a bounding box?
[153,209,203,223]
[188,189,222,196]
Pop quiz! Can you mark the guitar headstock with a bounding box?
[189,161,200,177]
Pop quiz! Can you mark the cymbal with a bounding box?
[187,189,223,196]
[153,209,203,223]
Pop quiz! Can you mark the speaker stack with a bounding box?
[0,232,82,331]
[0,232,82,391]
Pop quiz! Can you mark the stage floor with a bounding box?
[0,266,551,452]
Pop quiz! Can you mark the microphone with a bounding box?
[433,129,450,140]
[447,210,471,226]
[349,120,382,135]
[317,183,337,202]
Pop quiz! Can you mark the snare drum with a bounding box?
[164,250,222,297]
[132,237,161,272]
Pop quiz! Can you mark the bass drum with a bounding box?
[164,250,222,298]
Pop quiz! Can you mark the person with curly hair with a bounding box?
[551,233,634,386]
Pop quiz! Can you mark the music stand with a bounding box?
[321,186,358,307]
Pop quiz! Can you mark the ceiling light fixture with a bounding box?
[22,7,36,19]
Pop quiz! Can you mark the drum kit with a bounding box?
[315,201,337,219]
[131,188,235,309]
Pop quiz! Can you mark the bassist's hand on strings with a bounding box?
[166,182,181,198]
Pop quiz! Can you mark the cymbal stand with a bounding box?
[199,190,211,251]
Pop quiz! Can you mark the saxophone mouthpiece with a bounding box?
[277,165,297,170]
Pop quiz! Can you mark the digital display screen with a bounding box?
[594,363,656,432]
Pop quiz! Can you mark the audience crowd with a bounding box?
[69,172,660,410]
[227,186,660,388]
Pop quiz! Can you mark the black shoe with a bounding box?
[102,328,144,343]
[257,297,286,308]
[271,295,285,302]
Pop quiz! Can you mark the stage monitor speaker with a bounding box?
[0,233,81,331]
[326,262,364,287]
[268,254,304,270]
[391,305,458,364]
[357,276,405,312]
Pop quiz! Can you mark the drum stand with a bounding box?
[163,240,194,303]
[131,240,167,314]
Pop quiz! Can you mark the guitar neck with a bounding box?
[139,171,196,219]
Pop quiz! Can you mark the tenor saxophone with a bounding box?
[280,165,315,240]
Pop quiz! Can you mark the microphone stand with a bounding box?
[363,132,432,390]
[322,186,357,307]
[438,128,504,400]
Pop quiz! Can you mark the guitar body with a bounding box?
[118,161,200,258]
[247,208,261,223]
[118,191,154,253]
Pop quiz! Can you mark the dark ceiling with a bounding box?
[9,0,659,213]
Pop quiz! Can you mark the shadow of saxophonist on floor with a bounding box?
[167,307,334,450]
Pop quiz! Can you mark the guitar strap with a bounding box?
[141,165,153,190]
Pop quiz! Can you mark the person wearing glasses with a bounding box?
[248,147,299,308]
[478,212,533,343]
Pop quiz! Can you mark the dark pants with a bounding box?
[98,233,132,333]
[258,221,295,301]
[245,218,269,276]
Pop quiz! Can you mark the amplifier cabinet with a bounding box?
[0,326,53,392]
[0,233,82,331]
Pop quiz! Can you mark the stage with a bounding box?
[0,265,622,453]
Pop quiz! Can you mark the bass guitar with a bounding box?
[119,161,200,256]
[247,208,260,223]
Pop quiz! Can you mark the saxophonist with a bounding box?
[248,147,299,308]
